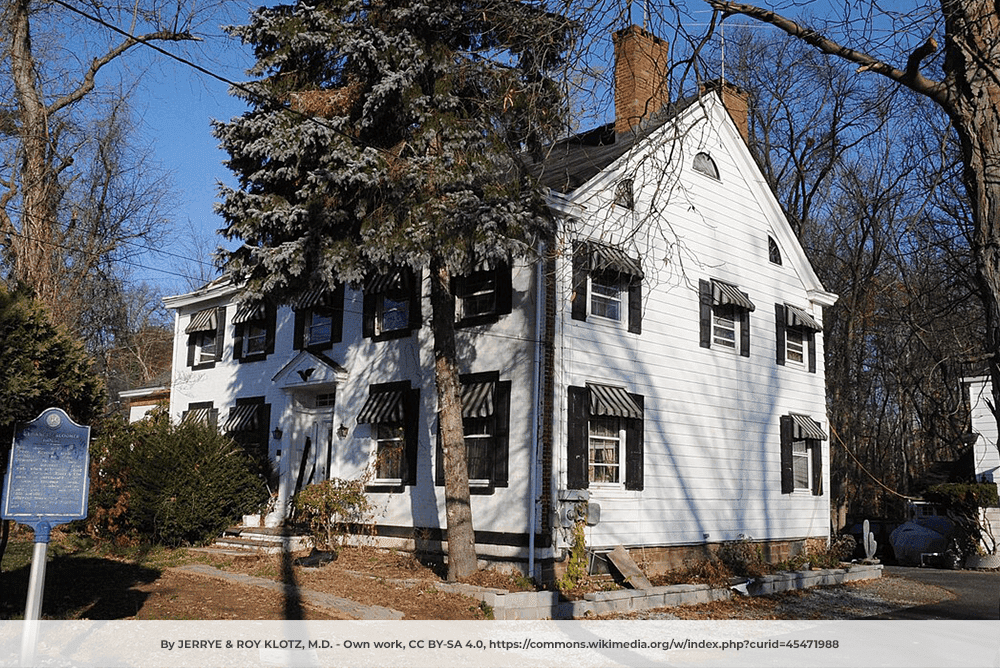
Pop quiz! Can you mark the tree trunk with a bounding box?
[429,258,478,580]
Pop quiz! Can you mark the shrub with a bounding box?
[88,411,270,546]
[717,538,769,577]
[293,478,372,548]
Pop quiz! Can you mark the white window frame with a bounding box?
[243,319,268,355]
[589,272,623,322]
[712,304,739,352]
[375,288,410,335]
[374,422,406,484]
[463,416,494,487]
[458,270,497,321]
[792,439,813,492]
[303,309,333,347]
[588,416,624,485]
[194,330,217,365]
[785,327,806,367]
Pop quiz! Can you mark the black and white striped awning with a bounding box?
[712,279,756,312]
[461,381,496,418]
[184,308,217,334]
[365,269,404,294]
[232,302,265,324]
[785,304,822,331]
[357,389,405,424]
[587,383,643,420]
[589,241,644,279]
[225,404,262,432]
[182,407,213,424]
[292,288,328,310]
[789,413,826,440]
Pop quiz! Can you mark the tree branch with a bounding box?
[704,0,951,106]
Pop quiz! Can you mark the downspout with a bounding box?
[528,242,545,579]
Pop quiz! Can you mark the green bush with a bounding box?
[89,411,270,546]
[293,479,372,548]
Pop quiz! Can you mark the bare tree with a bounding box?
[703,0,1000,460]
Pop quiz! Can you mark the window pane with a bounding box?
[787,328,805,364]
[460,271,497,319]
[713,306,737,349]
[591,274,622,320]
[246,322,268,354]
[379,295,409,332]
[589,417,621,483]
[464,417,493,482]
[792,441,810,489]
[304,310,332,346]
[198,331,217,363]
[376,423,405,479]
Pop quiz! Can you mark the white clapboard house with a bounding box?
[962,377,1000,551]
[164,25,837,578]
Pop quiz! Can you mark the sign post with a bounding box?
[1,407,90,666]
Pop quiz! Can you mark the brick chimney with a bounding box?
[613,25,671,135]
[701,79,750,144]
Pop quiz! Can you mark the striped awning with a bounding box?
[225,404,262,432]
[182,407,213,425]
[292,288,328,310]
[589,242,644,279]
[461,381,496,418]
[232,302,265,324]
[184,308,217,334]
[785,304,822,331]
[789,413,826,440]
[357,389,405,424]
[712,279,755,312]
[365,269,404,294]
[587,383,643,420]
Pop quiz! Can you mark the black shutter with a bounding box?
[293,309,305,350]
[434,419,444,486]
[811,440,823,496]
[233,323,244,360]
[495,262,513,317]
[330,284,345,344]
[186,334,196,367]
[775,303,786,365]
[699,280,713,348]
[740,304,751,357]
[808,330,817,373]
[402,388,420,486]
[624,393,644,491]
[493,380,511,487]
[780,415,794,494]
[408,268,422,332]
[214,306,226,362]
[567,385,589,489]
[628,278,642,334]
[571,242,588,321]
[265,304,277,354]
[450,273,464,323]
[362,287,375,339]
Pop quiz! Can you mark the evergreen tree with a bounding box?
[215,0,573,578]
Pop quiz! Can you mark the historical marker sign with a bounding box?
[2,407,90,537]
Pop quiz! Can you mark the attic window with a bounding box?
[768,236,782,265]
[614,178,634,209]
[693,152,719,179]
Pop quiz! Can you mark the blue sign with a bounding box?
[2,408,90,541]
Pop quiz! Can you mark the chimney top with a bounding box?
[700,79,750,144]
[613,25,671,135]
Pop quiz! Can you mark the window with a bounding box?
[567,383,644,490]
[363,268,421,341]
[775,303,821,372]
[571,240,643,333]
[768,236,782,265]
[699,279,755,357]
[357,381,419,491]
[225,397,273,485]
[185,307,225,369]
[780,414,825,495]
[453,261,512,327]
[293,285,344,350]
[233,302,275,362]
[693,151,719,179]
[435,372,511,492]
[614,178,634,209]
[181,401,218,428]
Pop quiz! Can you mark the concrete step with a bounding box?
[210,526,313,554]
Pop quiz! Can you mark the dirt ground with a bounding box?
[0,542,955,621]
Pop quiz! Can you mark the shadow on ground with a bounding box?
[1,555,161,619]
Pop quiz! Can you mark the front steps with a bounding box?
[209,525,314,555]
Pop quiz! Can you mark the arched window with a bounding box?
[692,152,719,179]
[614,178,634,209]
[768,236,782,265]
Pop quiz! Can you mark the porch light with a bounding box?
[337,423,350,439]
[272,428,282,440]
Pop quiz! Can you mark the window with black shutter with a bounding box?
[233,302,276,362]
[567,383,644,490]
[363,268,422,341]
[775,303,821,372]
[357,381,419,492]
[699,279,754,357]
[571,240,643,334]
[453,260,512,327]
[779,413,825,495]
[185,306,226,369]
[434,372,511,493]
[293,285,345,351]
